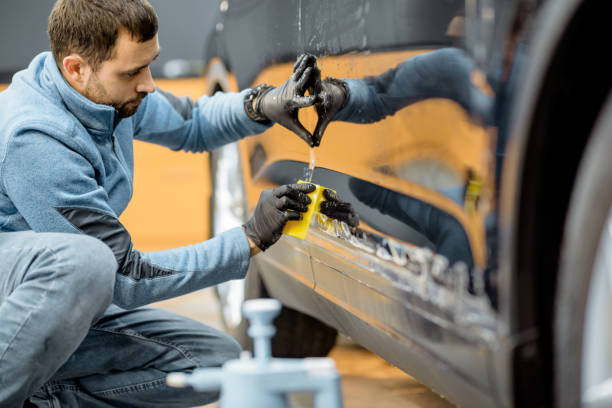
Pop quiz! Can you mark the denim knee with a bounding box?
[196,330,242,368]
[217,331,242,363]
[53,234,117,319]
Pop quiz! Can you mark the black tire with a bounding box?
[555,93,612,407]
[231,262,338,358]
[268,301,338,358]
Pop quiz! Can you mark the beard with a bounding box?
[84,75,146,118]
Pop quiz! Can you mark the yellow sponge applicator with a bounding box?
[282,180,334,239]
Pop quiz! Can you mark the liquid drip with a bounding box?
[302,147,316,183]
[297,0,303,52]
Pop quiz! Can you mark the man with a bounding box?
[0,0,355,406]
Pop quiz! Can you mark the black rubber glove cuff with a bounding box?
[242,223,267,251]
[244,84,274,123]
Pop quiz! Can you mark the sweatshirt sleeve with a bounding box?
[132,87,272,152]
[1,131,251,309]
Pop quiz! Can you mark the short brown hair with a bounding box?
[48,0,158,70]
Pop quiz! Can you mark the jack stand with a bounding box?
[167,298,344,408]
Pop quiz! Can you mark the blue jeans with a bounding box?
[0,231,241,407]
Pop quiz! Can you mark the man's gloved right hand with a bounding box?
[243,183,316,251]
[309,60,349,146]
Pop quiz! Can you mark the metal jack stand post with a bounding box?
[167,298,344,408]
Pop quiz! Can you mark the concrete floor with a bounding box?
[153,289,455,408]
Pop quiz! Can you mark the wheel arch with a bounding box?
[205,56,243,237]
[498,0,612,405]
[204,57,239,95]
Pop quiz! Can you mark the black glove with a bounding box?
[308,60,348,146]
[256,54,318,146]
[320,189,359,227]
[243,183,316,251]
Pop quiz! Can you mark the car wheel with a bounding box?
[555,93,612,408]
[219,260,338,358]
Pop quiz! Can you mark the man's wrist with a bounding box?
[241,225,262,256]
[244,84,273,124]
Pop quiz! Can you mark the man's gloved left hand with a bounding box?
[256,54,318,146]
[320,189,359,227]
[243,183,316,251]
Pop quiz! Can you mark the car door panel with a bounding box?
[218,0,505,402]
[243,43,498,388]
[257,232,315,289]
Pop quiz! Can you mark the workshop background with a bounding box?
[0,1,452,407]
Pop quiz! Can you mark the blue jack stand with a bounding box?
[167,298,344,408]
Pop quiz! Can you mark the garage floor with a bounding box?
[154,289,455,408]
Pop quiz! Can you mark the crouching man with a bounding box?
[0,0,354,406]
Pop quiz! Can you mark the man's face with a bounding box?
[83,30,160,118]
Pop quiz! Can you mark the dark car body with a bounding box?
[1,0,610,407]
[202,1,612,407]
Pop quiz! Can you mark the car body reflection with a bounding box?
[348,177,474,271]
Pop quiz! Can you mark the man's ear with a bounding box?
[62,54,90,85]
